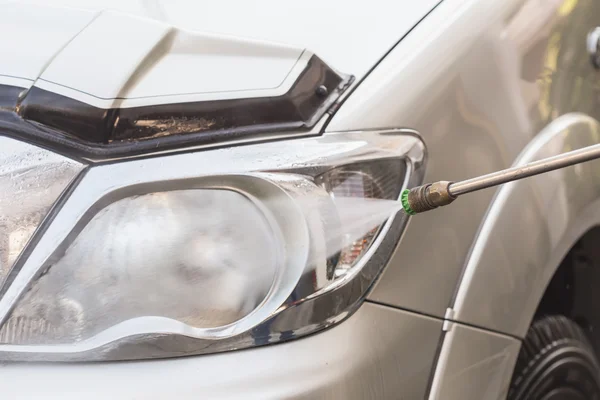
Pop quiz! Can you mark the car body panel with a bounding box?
[0,3,96,85]
[0,302,442,400]
[328,0,600,335]
[2,0,441,100]
[0,3,308,109]
[453,113,600,337]
[428,323,521,400]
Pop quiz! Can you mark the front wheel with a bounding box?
[508,315,600,400]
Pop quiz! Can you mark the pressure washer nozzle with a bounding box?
[401,181,456,215]
[400,139,600,216]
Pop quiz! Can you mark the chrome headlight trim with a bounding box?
[0,129,425,361]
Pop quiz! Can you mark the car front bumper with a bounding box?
[0,302,442,400]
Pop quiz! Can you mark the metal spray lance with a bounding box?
[401,141,600,215]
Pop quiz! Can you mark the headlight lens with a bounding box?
[0,189,284,344]
[317,159,404,278]
[0,138,83,282]
[0,130,425,361]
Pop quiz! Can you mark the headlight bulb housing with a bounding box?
[0,129,425,361]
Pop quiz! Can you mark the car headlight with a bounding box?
[2,188,289,344]
[0,137,83,285]
[0,129,425,361]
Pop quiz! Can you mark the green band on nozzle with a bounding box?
[401,189,415,215]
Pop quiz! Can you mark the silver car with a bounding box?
[1,0,600,399]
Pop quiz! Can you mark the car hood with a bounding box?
[1,0,439,95]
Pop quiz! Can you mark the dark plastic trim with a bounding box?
[0,55,351,161]
[0,85,25,111]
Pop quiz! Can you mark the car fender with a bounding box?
[451,112,600,337]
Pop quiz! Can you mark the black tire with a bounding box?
[508,315,600,400]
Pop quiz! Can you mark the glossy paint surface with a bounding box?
[428,323,520,400]
[329,0,600,326]
[0,302,442,400]
[454,113,600,336]
[0,3,96,85]
[4,0,440,82]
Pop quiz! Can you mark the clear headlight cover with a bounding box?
[317,159,404,279]
[0,129,425,361]
[0,137,83,282]
[1,190,284,344]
